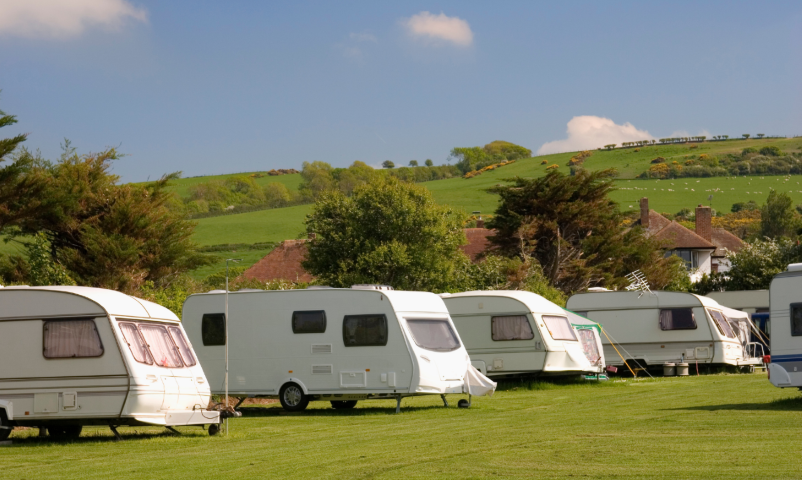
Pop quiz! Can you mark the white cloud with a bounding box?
[537,116,654,154]
[0,0,148,39]
[402,11,473,47]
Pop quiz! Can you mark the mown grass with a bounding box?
[3,374,801,479]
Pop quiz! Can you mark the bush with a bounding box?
[650,157,665,164]
[760,146,784,157]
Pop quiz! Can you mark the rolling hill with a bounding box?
[140,137,802,277]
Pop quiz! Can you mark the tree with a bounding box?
[425,159,433,167]
[487,169,685,293]
[731,200,758,213]
[757,133,765,138]
[723,238,802,290]
[9,148,209,293]
[264,182,293,207]
[0,104,50,231]
[382,160,394,169]
[303,177,467,291]
[760,190,798,239]
[298,161,336,200]
[482,141,532,160]
[743,134,751,139]
[409,160,418,167]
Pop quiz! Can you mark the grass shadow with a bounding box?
[7,427,210,445]
[238,403,457,418]
[666,395,802,412]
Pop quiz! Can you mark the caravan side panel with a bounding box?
[0,315,128,421]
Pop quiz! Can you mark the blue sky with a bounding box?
[1,1,800,182]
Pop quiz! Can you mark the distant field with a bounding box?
[192,204,312,246]
[3,374,801,479]
[140,171,303,200]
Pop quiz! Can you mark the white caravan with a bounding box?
[566,291,763,370]
[440,291,596,377]
[0,286,221,441]
[182,287,495,412]
[767,264,802,389]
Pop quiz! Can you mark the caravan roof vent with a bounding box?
[351,284,394,291]
[207,290,226,294]
[587,287,610,292]
[306,286,334,289]
[788,263,802,272]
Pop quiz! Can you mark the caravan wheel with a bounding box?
[279,383,309,412]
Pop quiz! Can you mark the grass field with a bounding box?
[192,204,312,246]
[3,374,801,479]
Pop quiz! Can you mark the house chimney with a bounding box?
[476,218,485,229]
[639,198,649,229]
[695,204,712,242]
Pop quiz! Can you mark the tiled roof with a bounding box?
[652,221,716,250]
[241,239,314,283]
[462,228,494,261]
[710,228,743,257]
[242,229,495,283]
[635,210,672,234]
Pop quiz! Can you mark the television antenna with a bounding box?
[624,270,653,297]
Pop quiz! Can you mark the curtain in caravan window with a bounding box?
[406,319,461,351]
[119,322,153,364]
[139,325,183,367]
[168,327,197,366]
[43,319,104,358]
[577,329,601,365]
[542,316,577,341]
[708,310,736,338]
[659,309,697,330]
[491,316,534,341]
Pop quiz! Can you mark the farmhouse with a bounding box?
[243,225,494,283]
[636,198,742,281]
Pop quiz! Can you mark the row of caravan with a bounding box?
[0,285,601,440]
[1,276,790,441]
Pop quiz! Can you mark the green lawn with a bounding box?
[3,374,801,478]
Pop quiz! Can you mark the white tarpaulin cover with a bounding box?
[464,365,497,397]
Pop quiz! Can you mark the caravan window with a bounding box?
[43,319,104,358]
[707,309,736,338]
[659,309,697,330]
[342,314,388,347]
[119,322,153,364]
[292,311,327,334]
[168,327,197,367]
[406,319,461,351]
[139,325,183,368]
[491,315,535,341]
[542,316,577,341]
[791,303,802,336]
[201,313,226,346]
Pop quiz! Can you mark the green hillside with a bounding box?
[189,138,802,249]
